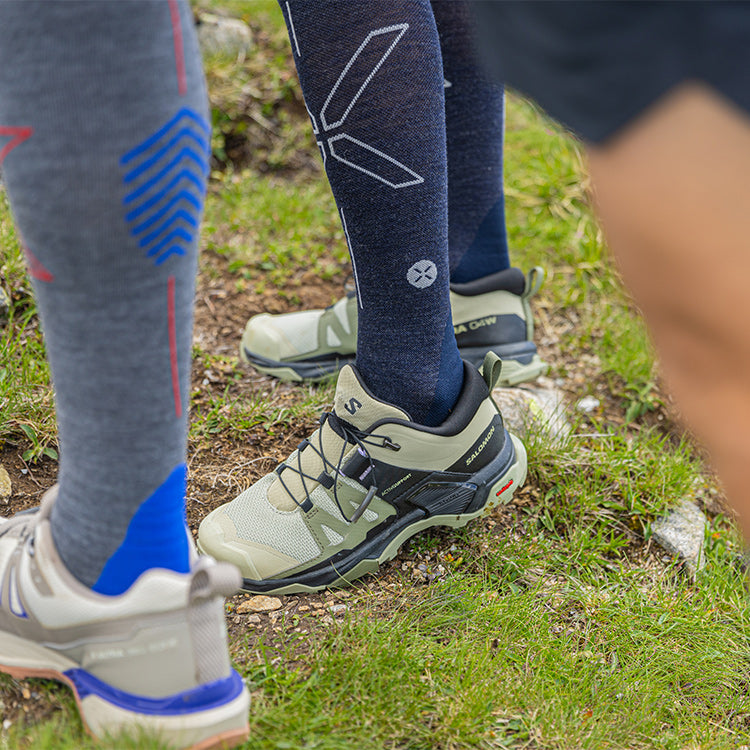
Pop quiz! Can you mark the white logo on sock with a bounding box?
[407,260,437,289]
[314,24,424,190]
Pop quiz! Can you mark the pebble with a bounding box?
[328,604,347,616]
[652,499,707,576]
[297,605,310,612]
[0,465,10,505]
[492,385,571,444]
[196,12,253,57]
[577,396,601,413]
[235,595,282,614]
[246,614,261,625]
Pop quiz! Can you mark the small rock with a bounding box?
[0,465,10,504]
[21,687,30,700]
[235,595,282,614]
[329,604,347,616]
[651,499,707,576]
[246,614,261,625]
[196,12,253,57]
[0,287,9,318]
[297,605,310,613]
[320,615,334,626]
[492,385,571,444]
[577,396,601,414]
[2,719,11,731]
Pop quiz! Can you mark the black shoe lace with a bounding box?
[275,411,400,524]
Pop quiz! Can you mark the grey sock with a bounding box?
[0,0,208,592]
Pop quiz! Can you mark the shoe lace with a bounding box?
[275,411,400,524]
[0,507,39,548]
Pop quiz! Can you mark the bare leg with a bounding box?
[586,83,750,535]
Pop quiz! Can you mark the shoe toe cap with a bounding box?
[198,506,303,580]
[241,314,289,360]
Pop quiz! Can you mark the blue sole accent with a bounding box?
[64,668,245,716]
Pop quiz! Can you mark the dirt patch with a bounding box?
[0,447,57,518]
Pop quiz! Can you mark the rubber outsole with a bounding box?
[232,432,527,596]
[0,660,250,750]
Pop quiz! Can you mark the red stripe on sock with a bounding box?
[167,276,183,418]
[22,242,54,283]
[166,0,187,96]
[0,126,33,167]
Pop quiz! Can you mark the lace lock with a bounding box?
[382,437,401,451]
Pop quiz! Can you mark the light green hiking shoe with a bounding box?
[240,267,548,386]
[197,352,527,595]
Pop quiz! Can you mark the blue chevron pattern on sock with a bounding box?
[121,108,210,266]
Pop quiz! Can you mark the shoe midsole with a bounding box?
[242,348,354,379]
[244,341,540,381]
[0,636,250,745]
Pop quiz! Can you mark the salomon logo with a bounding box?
[465,425,496,466]
[344,398,363,415]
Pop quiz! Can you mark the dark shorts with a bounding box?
[472,1,750,143]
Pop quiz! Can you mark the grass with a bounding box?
[1,2,749,748]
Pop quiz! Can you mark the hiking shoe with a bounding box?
[198,352,527,595]
[0,490,250,749]
[240,267,548,386]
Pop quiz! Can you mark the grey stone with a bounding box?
[0,286,9,318]
[196,12,253,57]
[651,499,707,576]
[492,382,571,444]
[0,465,10,505]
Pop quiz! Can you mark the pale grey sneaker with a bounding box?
[198,352,527,595]
[240,267,547,386]
[0,490,250,750]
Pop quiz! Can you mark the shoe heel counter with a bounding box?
[187,560,239,685]
[188,595,232,685]
[451,289,527,347]
[77,615,203,697]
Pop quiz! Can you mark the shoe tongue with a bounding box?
[334,365,410,430]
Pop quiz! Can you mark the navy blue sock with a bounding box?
[431,1,510,283]
[281,0,463,426]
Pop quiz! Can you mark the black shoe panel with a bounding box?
[454,313,526,347]
[450,267,526,296]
